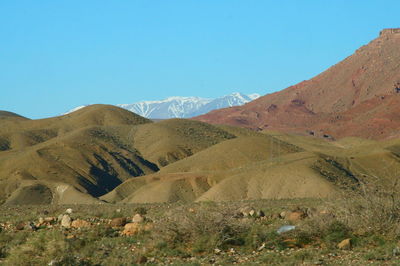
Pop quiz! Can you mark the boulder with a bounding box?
[285,211,306,222]
[71,219,91,228]
[122,223,140,236]
[15,222,25,231]
[44,217,56,223]
[61,215,72,228]
[110,217,127,227]
[132,214,144,223]
[122,222,153,236]
[24,222,37,231]
[239,206,255,217]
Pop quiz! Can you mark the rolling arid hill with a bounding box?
[2,103,400,205]
[102,129,400,204]
[0,105,237,204]
[194,29,400,140]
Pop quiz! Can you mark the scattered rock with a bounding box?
[71,219,91,228]
[61,214,72,228]
[122,223,140,236]
[337,238,351,250]
[57,214,64,222]
[279,211,286,219]
[122,222,153,236]
[393,247,400,256]
[188,208,195,213]
[24,222,37,231]
[110,217,127,227]
[285,211,306,222]
[44,217,56,223]
[214,248,221,255]
[239,206,254,217]
[256,210,265,217]
[238,207,265,218]
[65,208,73,214]
[132,214,144,223]
[15,222,25,231]
[270,213,280,219]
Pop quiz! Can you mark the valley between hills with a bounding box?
[1,29,400,265]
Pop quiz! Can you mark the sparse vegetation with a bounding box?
[0,194,400,265]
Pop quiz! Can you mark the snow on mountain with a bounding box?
[64,93,260,119]
[186,93,260,117]
[118,93,260,119]
[118,96,212,119]
[62,105,89,115]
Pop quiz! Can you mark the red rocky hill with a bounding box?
[194,29,400,140]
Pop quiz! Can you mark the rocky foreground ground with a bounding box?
[0,198,399,265]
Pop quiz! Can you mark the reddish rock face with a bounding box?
[193,29,400,140]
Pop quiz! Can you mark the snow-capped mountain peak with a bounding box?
[65,92,260,119]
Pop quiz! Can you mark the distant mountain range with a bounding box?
[66,92,260,119]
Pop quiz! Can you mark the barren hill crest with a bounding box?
[194,29,400,140]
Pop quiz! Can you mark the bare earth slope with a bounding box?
[0,106,239,204]
[103,128,400,203]
[194,29,400,140]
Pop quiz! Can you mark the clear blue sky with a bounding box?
[1,1,399,118]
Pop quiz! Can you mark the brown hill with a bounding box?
[103,130,400,204]
[0,105,240,204]
[194,29,400,140]
[0,105,159,204]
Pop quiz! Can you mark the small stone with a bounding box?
[61,215,72,228]
[188,208,195,213]
[44,217,56,223]
[257,210,265,217]
[57,214,64,222]
[38,217,44,224]
[110,217,127,227]
[249,209,255,216]
[258,243,266,251]
[239,206,254,217]
[65,208,73,214]
[270,213,280,219]
[71,219,91,228]
[15,222,25,230]
[279,211,286,219]
[132,214,144,223]
[337,238,351,250]
[393,247,400,256]
[122,223,140,236]
[115,208,121,213]
[214,248,221,255]
[24,222,37,231]
[285,211,306,222]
